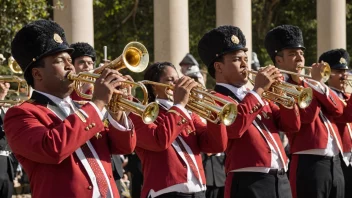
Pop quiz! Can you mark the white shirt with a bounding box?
[216,83,286,173]
[148,99,206,198]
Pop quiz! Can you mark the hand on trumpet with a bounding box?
[310,62,328,83]
[173,76,199,108]
[0,82,10,100]
[91,68,127,111]
[253,65,283,96]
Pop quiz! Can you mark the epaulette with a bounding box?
[73,100,90,105]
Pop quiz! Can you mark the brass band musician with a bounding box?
[4,19,136,198]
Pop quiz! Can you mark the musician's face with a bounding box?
[32,52,75,98]
[328,69,349,91]
[74,56,94,73]
[275,48,305,74]
[214,50,249,87]
[154,66,179,100]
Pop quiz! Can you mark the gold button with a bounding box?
[85,126,89,131]
[249,110,253,114]
[88,186,92,190]
[181,118,187,124]
[177,121,182,126]
[187,129,192,134]
[89,124,93,128]
[91,123,96,127]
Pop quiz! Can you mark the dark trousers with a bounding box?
[206,186,224,198]
[295,154,344,198]
[229,171,292,198]
[341,158,352,198]
[0,156,13,198]
[155,191,205,198]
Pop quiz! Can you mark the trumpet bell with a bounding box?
[321,64,331,83]
[220,103,237,126]
[141,102,160,124]
[122,42,149,73]
[93,41,149,74]
[8,56,23,74]
[297,87,313,109]
[108,94,159,124]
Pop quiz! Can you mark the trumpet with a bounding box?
[8,56,23,74]
[67,71,159,124]
[245,70,313,109]
[140,80,238,126]
[74,41,149,99]
[67,42,159,124]
[0,76,31,106]
[278,62,331,83]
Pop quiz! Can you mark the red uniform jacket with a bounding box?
[129,105,227,198]
[213,85,300,173]
[332,90,352,153]
[4,91,136,198]
[285,79,344,153]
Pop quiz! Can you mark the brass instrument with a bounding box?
[278,62,331,83]
[67,71,159,124]
[93,41,149,74]
[8,56,23,74]
[67,42,159,124]
[0,76,31,106]
[74,41,149,98]
[140,80,238,126]
[246,70,313,109]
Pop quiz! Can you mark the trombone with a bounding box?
[245,70,313,109]
[67,42,159,124]
[140,80,238,126]
[278,62,331,83]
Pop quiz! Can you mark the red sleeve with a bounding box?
[107,119,136,155]
[270,102,301,133]
[4,103,106,164]
[334,95,352,123]
[313,88,343,117]
[131,106,191,152]
[192,114,227,153]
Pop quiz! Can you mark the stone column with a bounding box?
[53,0,94,46]
[216,0,252,64]
[154,0,189,72]
[317,0,346,57]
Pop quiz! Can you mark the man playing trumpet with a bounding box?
[4,19,136,198]
[265,25,345,198]
[319,48,352,198]
[198,25,301,198]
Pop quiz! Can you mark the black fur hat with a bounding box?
[70,42,96,63]
[265,25,305,63]
[318,48,350,70]
[198,25,247,78]
[11,19,73,73]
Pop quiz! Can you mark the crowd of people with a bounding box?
[0,19,351,198]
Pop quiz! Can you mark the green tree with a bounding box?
[0,0,49,73]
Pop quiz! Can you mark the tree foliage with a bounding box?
[0,0,49,73]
